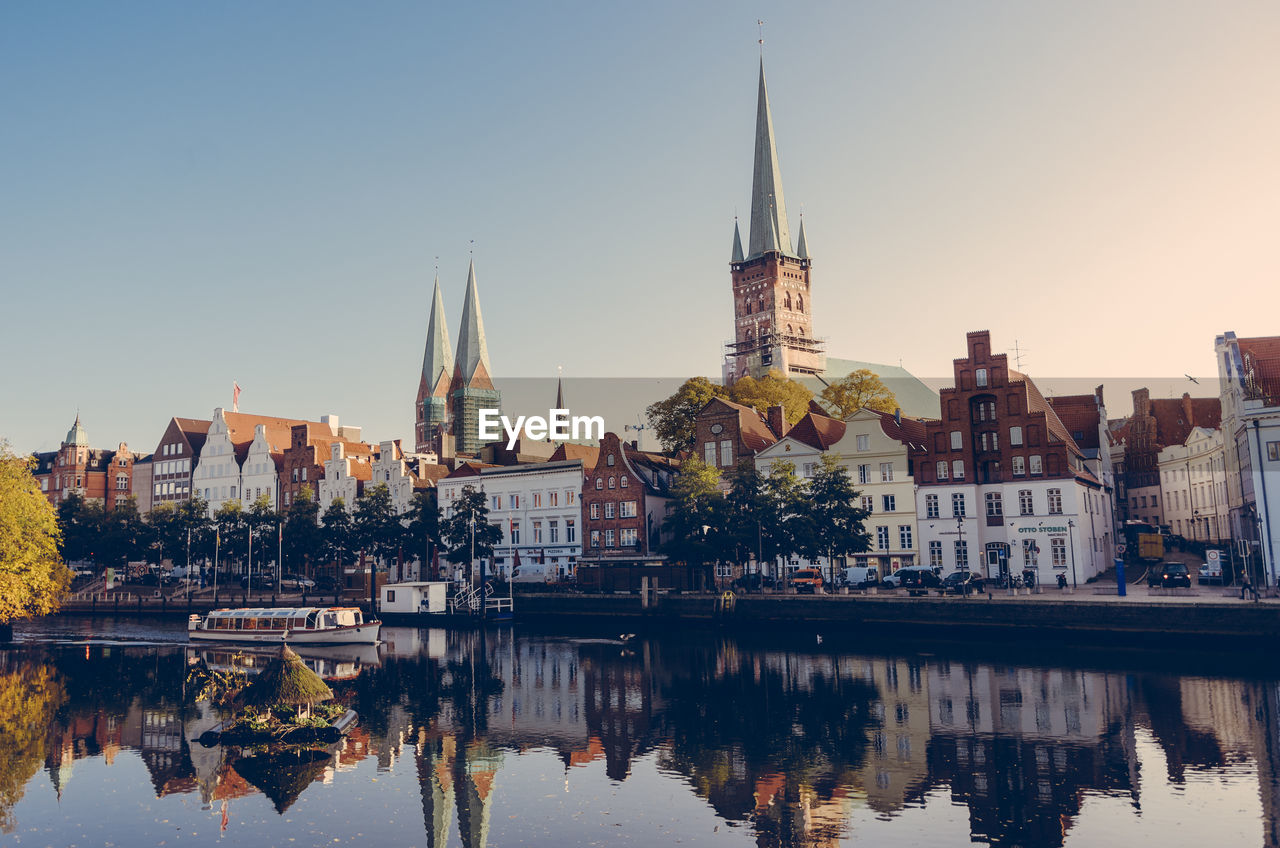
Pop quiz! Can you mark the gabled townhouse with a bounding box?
[753,406,927,582]
[1158,427,1229,544]
[579,432,679,565]
[317,439,375,513]
[911,331,1111,585]
[692,398,781,483]
[1047,387,1118,542]
[150,417,210,508]
[1216,331,1280,583]
[279,417,365,508]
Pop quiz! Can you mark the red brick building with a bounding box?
[31,416,141,511]
[580,432,679,563]
[692,398,781,480]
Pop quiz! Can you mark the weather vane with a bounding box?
[757,19,765,53]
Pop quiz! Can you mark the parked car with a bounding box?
[239,575,276,590]
[1198,559,1225,585]
[840,566,879,589]
[1148,562,1192,589]
[731,573,777,593]
[941,571,985,595]
[72,567,95,580]
[898,566,942,595]
[789,568,825,594]
[278,573,317,591]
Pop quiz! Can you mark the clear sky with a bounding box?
[3,1,1278,455]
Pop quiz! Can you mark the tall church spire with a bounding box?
[453,258,493,390]
[795,216,808,259]
[747,59,793,259]
[730,219,744,262]
[421,275,453,398]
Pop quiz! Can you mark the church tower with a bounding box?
[723,60,824,385]
[449,259,501,454]
[415,275,454,454]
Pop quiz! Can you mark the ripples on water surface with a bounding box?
[2,616,1278,847]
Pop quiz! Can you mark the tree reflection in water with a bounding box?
[5,629,1280,848]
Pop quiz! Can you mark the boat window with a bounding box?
[306,613,317,629]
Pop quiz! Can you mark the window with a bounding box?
[595,478,603,490]
[566,519,576,543]
[1269,441,1280,462]
[605,502,615,519]
[302,467,307,481]
[985,492,1003,517]
[1051,537,1067,567]
[1023,538,1038,566]
[607,477,616,490]
[620,476,628,488]
[492,495,502,510]
[883,494,896,512]
[1151,494,1158,507]
[510,521,521,544]
[955,541,969,568]
[929,540,943,567]
[704,442,716,465]
[976,368,988,387]
[858,464,870,484]
[590,503,600,519]
[1012,456,1025,477]
[1019,489,1033,515]
[533,521,543,543]
[1029,455,1043,476]
[621,528,637,546]
[607,453,615,466]
[620,501,637,518]
[857,435,870,452]
[880,462,894,482]
[952,493,966,517]
[591,530,600,547]
[1010,426,1023,446]
[550,491,559,506]
[950,431,963,451]
[861,495,874,512]
[877,526,890,550]
[899,525,913,549]
[1047,488,1063,514]
[720,440,733,466]
[936,461,948,481]
[605,529,616,547]
[802,463,816,478]
[116,474,127,490]
[564,492,572,505]
[952,460,965,480]
[549,520,559,543]
[926,493,940,518]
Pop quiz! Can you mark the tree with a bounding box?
[96,497,151,572]
[0,443,71,626]
[405,490,440,578]
[56,493,97,565]
[354,484,401,566]
[803,454,871,580]
[244,494,278,580]
[646,377,729,453]
[728,371,813,426]
[762,460,809,578]
[440,485,502,583]
[146,503,182,566]
[213,500,246,572]
[0,660,67,830]
[283,486,323,577]
[723,461,779,572]
[321,498,353,578]
[661,457,728,588]
[178,494,213,567]
[819,368,898,418]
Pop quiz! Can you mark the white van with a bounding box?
[511,561,554,583]
[841,565,880,588]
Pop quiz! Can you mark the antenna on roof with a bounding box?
[757,19,765,55]
[1010,340,1028,371]
[624,416,648,451]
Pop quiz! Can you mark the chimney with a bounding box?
[1181,392,1193,426]
[767,405,787,438]
[894,408,902,425]
[321,414,339,436]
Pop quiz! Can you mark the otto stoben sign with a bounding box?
[1017,526,1069,534]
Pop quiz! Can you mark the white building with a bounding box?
[1216,332,1280,583]
[240,424,283,509]
[1158,427,1229,544]
[317,440,372,514]
[754,407,925,581]
[438,460,585,580]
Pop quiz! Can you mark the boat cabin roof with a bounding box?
[205,607,360,619]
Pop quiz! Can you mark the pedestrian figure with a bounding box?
[1241,573,1259,601]
[1057,573,1068,590]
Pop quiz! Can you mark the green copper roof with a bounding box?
[747,59,794,259]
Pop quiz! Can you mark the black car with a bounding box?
[899,566,942,595]
[1148,562,1191,588]
[239,575,276,590]
[941,571,984,595]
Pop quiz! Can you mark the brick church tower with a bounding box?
[723,60,825,385]
[449,258,500,455]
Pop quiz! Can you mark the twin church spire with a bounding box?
[415,258,499,456]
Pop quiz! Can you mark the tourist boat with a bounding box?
[187,607,381,645]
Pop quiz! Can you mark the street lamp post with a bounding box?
[1067,519,1079,589]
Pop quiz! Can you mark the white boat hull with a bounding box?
[188,621,382,646]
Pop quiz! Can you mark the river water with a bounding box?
[1,616,1277,847]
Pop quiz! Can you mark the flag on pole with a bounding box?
[232,382,241,412]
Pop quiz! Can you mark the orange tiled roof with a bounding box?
[784,411,846,451]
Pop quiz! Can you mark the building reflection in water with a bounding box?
[8,631,1280,847]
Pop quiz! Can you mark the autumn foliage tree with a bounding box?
[646,371,815,453]
[819,369,898,418]
[0,443,71,628]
